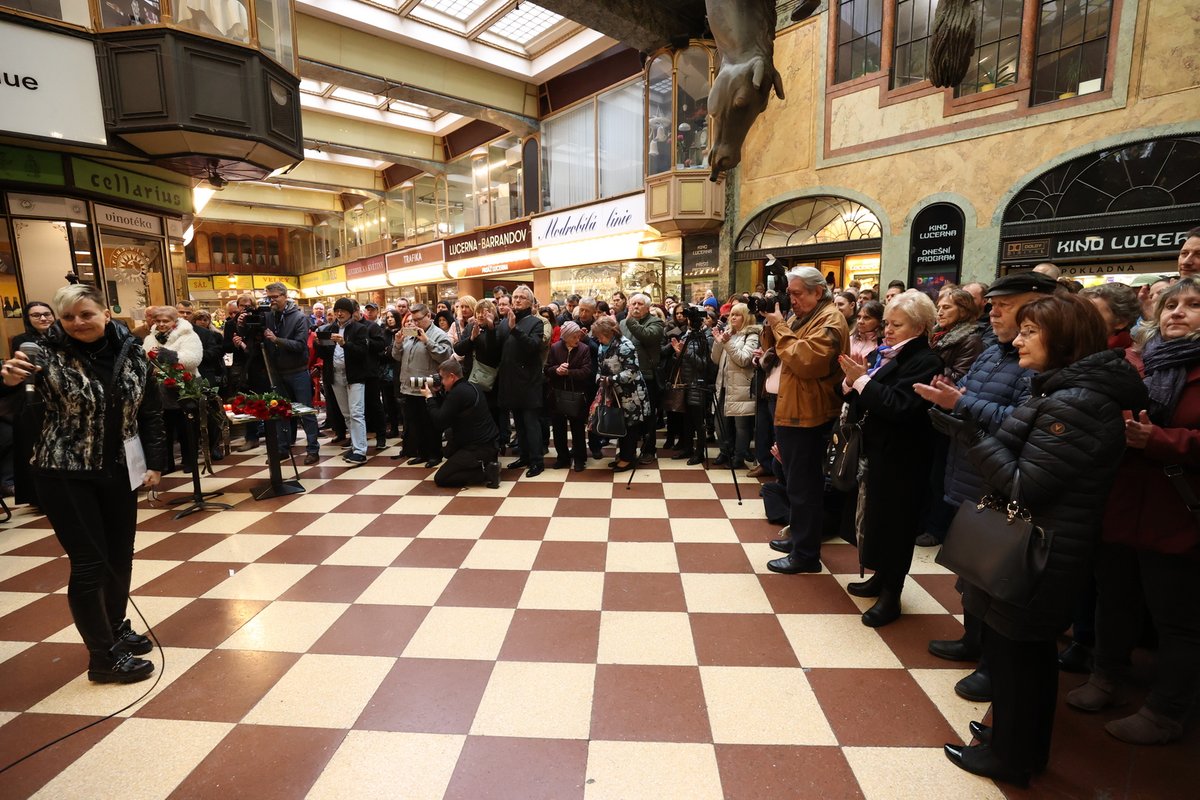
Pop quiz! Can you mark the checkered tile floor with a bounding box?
[0,437,1193,798]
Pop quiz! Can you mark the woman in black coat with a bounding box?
[666,310,714,465]
[660,306,689,450]
[5,301,55,504]
[838,290,943,627]
[544,321,594,472]
[453,299,507,453]
[932,294,1147,787]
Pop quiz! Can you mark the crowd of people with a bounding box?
[0,227,1197,791]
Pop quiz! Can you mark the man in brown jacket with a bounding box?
[761,267,849,573]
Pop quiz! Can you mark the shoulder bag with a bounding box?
[591,378,628,438]
[468,358,497,392]
[553,375,588,419]
[936,468,1053,606]
[825,411,865,493]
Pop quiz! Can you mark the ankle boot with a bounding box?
[862,580,902,627]
[1066,673,1118,712]
[483,460,501,489]
[112,619,153,656]
[847,572,883,598]
[1105,706,1183,745]
[88,649,154,684]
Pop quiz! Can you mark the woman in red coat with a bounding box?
[1070,278,1200,745]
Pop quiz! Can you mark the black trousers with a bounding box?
[1094,543,1200,720]
[641,378,661,452]
[381,380,402,433]
[775,422,833,563]
[363,376,385,439]
[616,419,643,463]
[435,442,499,487]
[511,407,544,467]
[402,394,441,459]
[163,408,195,470]
[551,411,587,461]
[982,623,1057,775]
[35,473,137,661]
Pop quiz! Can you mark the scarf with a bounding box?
[1141,335,1200,424]
[930,320,974,351]
[155,330,169,345]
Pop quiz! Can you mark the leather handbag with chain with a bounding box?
[936,467,1054,606]
[825,411,865,492]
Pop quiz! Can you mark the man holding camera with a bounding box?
[316,298,379,466]
[419,360,501,488]
[761,267,848,574]
[621,293,664,463]
[392,303,452,467]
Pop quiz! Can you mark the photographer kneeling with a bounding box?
[419,360,501,488]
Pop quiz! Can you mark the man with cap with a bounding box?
[363,302,381,324]
[913,269,1060,703]
[315,298,375,466]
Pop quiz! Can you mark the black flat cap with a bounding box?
[985,272,1060,297]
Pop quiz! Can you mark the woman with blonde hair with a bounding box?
[450,295,477,345]
[712,302,760,469]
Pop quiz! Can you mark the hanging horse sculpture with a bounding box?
[705,0,786,181]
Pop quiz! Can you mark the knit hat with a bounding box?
[333,298,357,314]
[560,321,582,338]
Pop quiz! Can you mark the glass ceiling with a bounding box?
[300,78,446,123]
[356,0,576,56]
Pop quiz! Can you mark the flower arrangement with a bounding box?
[230,391,294,421]
[146,350,215,404]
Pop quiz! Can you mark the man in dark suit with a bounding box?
[497,285,545,477]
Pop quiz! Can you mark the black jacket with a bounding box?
[194,324,226,385]
[497,308,544,409]
[263,302,311,375]
[962,348,1148,640]
[544,339,595,397]
[428,379,499,451]
[846,337,943,573]
[316,318,382,386]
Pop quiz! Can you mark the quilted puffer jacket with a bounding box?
[961,348,1148,640]
[943,341,1033,504]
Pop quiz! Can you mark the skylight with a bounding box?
[487,3,562,46]
[417,0,489,20]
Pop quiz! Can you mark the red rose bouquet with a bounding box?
[230,392,293,421]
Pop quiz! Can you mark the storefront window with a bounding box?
[255,0,294,69]
[98,0,162,28]
[598,82,643,197]
[488,137,522,225]
[99,229,167,323]
[1032,0,1112,104]
[675,49,711,171]
[1,0,91,26]
[646,54,673,176]
[957,0,1023,97]
[543,101,595,211]
[548,260,669,305]
[174,0,252,43]
[0,216,19,360]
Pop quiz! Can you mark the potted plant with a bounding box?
[1058,61,1080,100]
[979,66,1015,92]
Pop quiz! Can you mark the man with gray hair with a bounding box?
[621,292,665,462]
[260,282,321,464]
[498,285,547,477]
[760,267,849,573]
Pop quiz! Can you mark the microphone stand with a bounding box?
[166,398,233,519]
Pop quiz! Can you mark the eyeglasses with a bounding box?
[266,293,284,300]
[28,312,55,319]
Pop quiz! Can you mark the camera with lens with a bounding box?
[756,292,790,316]
[315,327,334,341]
[682,306,707,330]
[408,374,442,391]
[239,303,270,338]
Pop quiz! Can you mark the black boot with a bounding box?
[112,619,153,656]
[88,649,154,684]
[862,579,902,627]
[483,461,501,489]
[929,611,983,661]
[847,572,883,598]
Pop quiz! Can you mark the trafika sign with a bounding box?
[0,21,106,145]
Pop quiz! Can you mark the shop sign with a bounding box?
[1055,260,1177,278]
[532,195,646,247]
[909,203,965,270]
[0,145,65,186]
[299,266,346,290]
[683,234,719,278]
[252,275,299,290]
[451,259,535,279]
[387,241,445,271]
[187,277,214,293]
[70,158,191,214]
[1003,224,1192,263]
[345,255,386,280]
[444,220,531,262]
[0,21,106,146]
[94,203,162,236]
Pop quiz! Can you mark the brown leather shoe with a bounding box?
[303,453,320,465]
[747,464,767,478]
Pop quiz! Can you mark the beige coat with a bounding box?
[712,325,761,417]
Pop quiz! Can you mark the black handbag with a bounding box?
[936,469,1053,606]
[825,413,865,492]
[592,381,628,438]
[553,377,587,418]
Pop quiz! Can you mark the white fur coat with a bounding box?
[142,317,204,371]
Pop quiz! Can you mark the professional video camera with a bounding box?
[755,292,790,316]
[681,305,708,330]
[239,300,271,338]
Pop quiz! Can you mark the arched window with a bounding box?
[225,234,239,265]
[268,238,280,267]
[737,196,883,251]
[210,233,224,266]
[239,235,253,269]
[254,237,267,267]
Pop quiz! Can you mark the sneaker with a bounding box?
[342,452,367,467]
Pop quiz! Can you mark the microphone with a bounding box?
[17,342,42,394]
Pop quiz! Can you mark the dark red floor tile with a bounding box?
[257,535,347,564]
[366,514,434,536]
[620,482,665,499]
[0,557,69,593]
[310,478,373,494]
[690,614,800,668]
[135,533,230,562]
[444,736,587,800]
[665,499,727,519]
[310,605,429,656]
[437,570,528,608]
[912,573,964,615]
[355,658,494,733]
[757,574,862,614]
[675,543,753,573]
[0,643,86,711]
[152,599,269,649]
[498,610,601,662]
[731,518,784,543]
[240,512,325,535]
[564,468,615,483]
[3,534,64,557]
[875,614,973,669]
[406,480,459,496]
[508,482,567,497]
[532,541,607,571]
[0,713,122,798]
[806,668,959,746]
[0,595,74,642]
[390,539,474,568]
[206,464,263,479]
[135,561,245,597]
[482,516,549,539]
[137,512,207,533]
[658,469,712,482]
[553,498,612,517]
[714,482,759,500]
[329,495,402,514]
[168,724,345,799]
[277,565,385,603]
[590,664,711,742]
[714,744,865,800]
[602,573,687,611]
[607,518,673,541]
[136,649,300,722]
[442,496,505,516]
[819,545,863,574]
